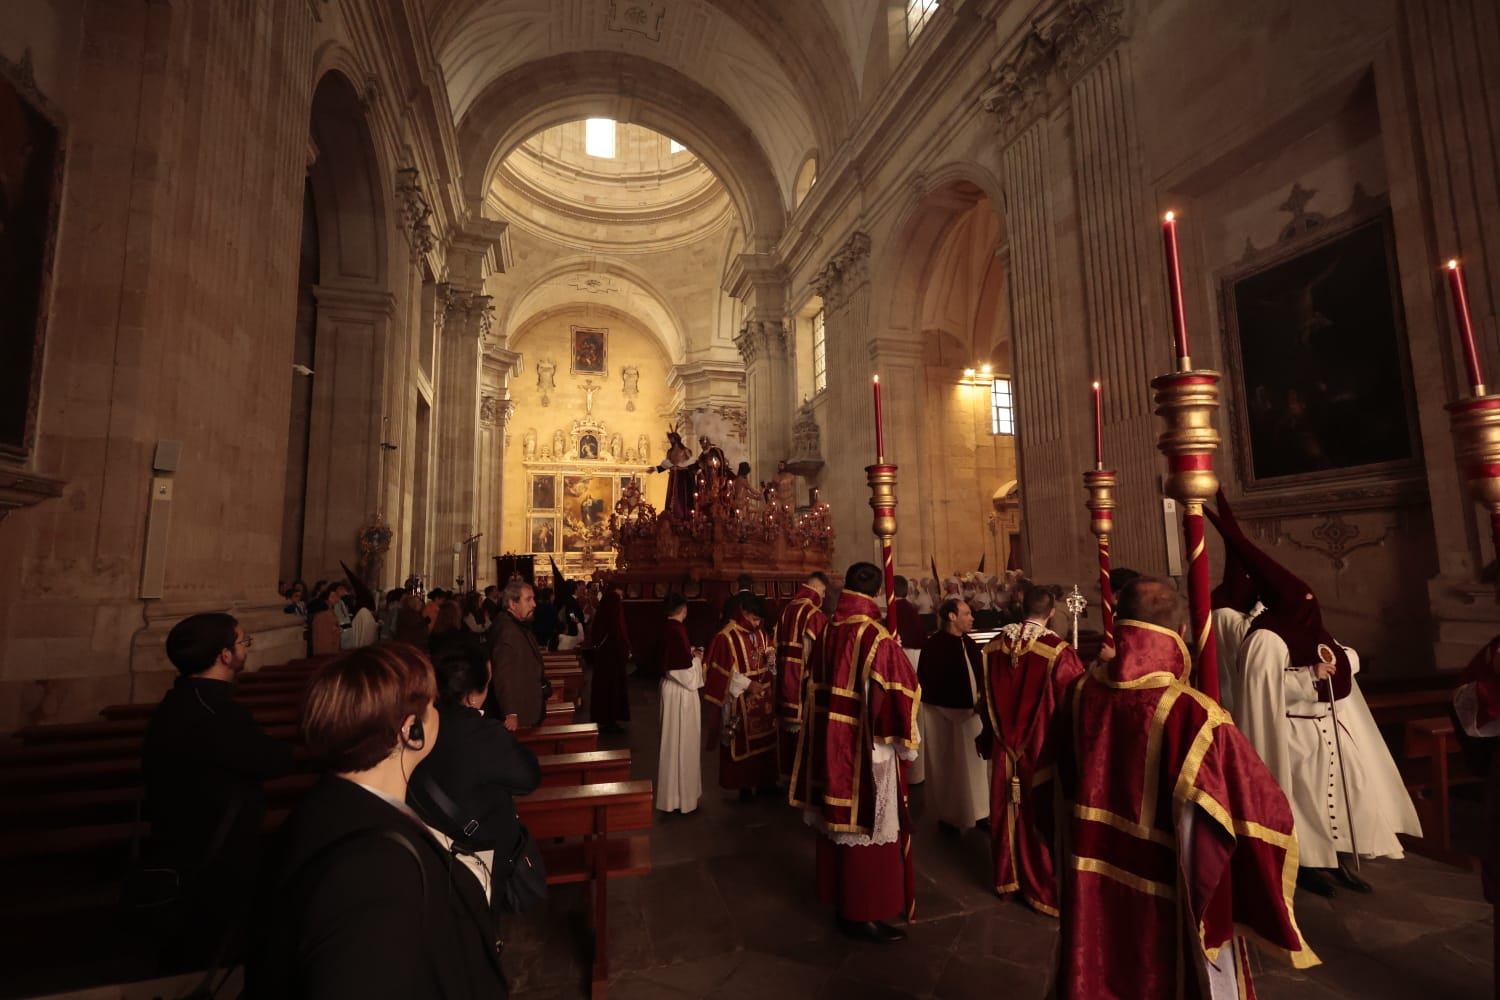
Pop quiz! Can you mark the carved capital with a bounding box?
[445,291,494,342]
[479,394,498,428]
[396,166,437,257]
[812,232,872,312]
[733,320,789,366]
[980,0,1125,142]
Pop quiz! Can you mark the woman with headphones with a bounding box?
[245,643,507,999]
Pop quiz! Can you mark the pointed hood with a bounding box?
[1205,490,1350,693]
[340,560,377,613]
[1205,496,1259,613]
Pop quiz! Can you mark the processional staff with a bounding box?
[1151,211,1222,702]
[1443,257,1500,601]
[868,375,899,631]
[1084,381,1117,654]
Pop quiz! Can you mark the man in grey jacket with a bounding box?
[485,579,547,730]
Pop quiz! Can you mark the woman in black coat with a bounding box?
[245,644,506,1000]
[407,636,542,896]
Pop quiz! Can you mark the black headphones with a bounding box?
[405,718,425,749]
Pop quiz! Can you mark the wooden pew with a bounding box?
[0,750,632,829]
[1402,715,1481,862]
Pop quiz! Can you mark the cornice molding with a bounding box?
[0,463,66,522]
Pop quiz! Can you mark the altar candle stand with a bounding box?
[1443,258,1500,599]
[869,375,898,630]
[1153,209,1222,702]
[1085,381,1117,652]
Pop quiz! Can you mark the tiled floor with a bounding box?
[505,671,1495,999]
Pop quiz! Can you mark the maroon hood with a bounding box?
[1205,490,1350,695]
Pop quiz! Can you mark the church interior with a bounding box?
[0,0,1496,997]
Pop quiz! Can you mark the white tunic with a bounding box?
[656,658,704,813]
[1235,630,1420,868]
[1211,607,1254,715]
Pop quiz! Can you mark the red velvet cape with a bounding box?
[702,614,776,772]
[1053,620,1317,999]
[789,591,920,835]
[978,626,1084,915]
[775,587,828,727]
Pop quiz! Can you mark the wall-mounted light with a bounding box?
[979,363,992,375]
[963,367,976,378]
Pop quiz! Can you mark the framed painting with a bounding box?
[570,325,607,376]
[561,474,613,551]
[528,516,557,554]
[1219,199,1423,512]
[530,474,556,510]
[0,59,65,460]
[578,433,600,460]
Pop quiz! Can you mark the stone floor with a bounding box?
[503,670,1496,1000]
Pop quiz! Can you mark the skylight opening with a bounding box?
[585,118,616,158]
[670,139,686,154]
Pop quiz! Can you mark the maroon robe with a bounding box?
[977,623,1084,915]
[588,592,631,727]
[702,613,777,790]
[774,586,827,779]
[790,591,921,922]
[1051,620,1317,999]
[660,618,694,676]
[891,597,926,650]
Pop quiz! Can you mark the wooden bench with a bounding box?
[1402,715,1482,862]
[0,750,632,829]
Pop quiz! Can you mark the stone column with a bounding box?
[1067,43,1171,571]
[811,232,876,566]
[1399,0,1500,656]
[733,319,793,482]
[432,290,489,578]
[480,346,519,583]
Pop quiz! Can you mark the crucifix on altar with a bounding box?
[581,379,599,415]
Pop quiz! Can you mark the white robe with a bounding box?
[656,658,704,813]
[1235,630,1420,868]
[904,649,928,785]
[922,706,990,829]
[1211,607,1254,715]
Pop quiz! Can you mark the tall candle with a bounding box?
[1092,381,1104,468]
[873,374,886,460]
[1162,211,1190,368]
[1447,259,1485,393]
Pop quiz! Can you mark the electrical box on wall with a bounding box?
[140,440,181,598]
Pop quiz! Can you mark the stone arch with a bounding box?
[306,69,389,285]
[498,256,690,366]
[456,52,786,252]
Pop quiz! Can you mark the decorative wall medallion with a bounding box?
[1277,513,1392,572]
[568,273,618,295]
[608,0,665,41]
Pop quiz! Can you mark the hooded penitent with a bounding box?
[1205,490,1350,699]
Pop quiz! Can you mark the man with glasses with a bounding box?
[141,613,294,971]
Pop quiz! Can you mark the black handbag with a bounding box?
[494,820,548,916]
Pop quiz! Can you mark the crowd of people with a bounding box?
[134,536,1494,999]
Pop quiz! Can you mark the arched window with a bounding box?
[585,118,616,158]
[794,155,818,209]
[906,0,939,44]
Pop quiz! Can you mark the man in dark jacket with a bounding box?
[142,613,295,968]
[485,580,548,730]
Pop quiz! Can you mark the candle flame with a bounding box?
[1448,259,1460,270]
[1164,210,1176,222]
[1093,381,1100,389]
[873,374,880,384]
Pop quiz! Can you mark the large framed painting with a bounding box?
[1219,197,1422,512]
[561,474,613,552]
[528,516,557,554]
[0,59,65,460]
[570,325,607,376]
[529,474,556,510]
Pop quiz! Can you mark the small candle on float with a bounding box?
[1162,211,1191,370]
[1447,259,1486,395]
[1092,381,1104,469]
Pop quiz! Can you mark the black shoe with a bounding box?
[836,917,907,943]
[937,821,961,837]
[1333,859,1373,893]
[976,817,991,832]
[1296,867,1336,897]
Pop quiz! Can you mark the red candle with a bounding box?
[1162,211,1190,368]
[872,375,886,460]
[1448,259,1485,392]
[1092,381,1104,468]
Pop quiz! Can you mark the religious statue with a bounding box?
[774,459,797,512]
[608,432,623,461]
[537,357,557,407]
[523,428,538,461]
[553,428,567,459]
[581,379,599,416]
[621,365,640,411]
[647,428,697,521]
[696,435,728,506]
[637,434,650,462]
[792,398,822,464]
